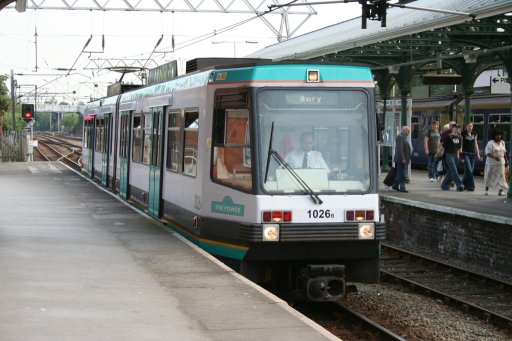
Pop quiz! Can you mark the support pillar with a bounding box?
[460,62,477,125]
[401,89,411,183]
[502,56,512,198]
[374,69,395,172]
[508,88,512,199]
[463,89,474,124]
[396,65,414,184]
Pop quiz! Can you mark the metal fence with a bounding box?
[0,130,25,162]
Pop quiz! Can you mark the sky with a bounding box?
[0,1,362,105]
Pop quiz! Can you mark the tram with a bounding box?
[82,59,385,301]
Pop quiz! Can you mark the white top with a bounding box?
[284,150,329,169]
[485,140,507,165]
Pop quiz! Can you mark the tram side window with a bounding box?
[183,110,199,177]
[95,118,104,152]
[142,113,152,165]
[87,121,94,150]
[83,121,89,148]
[132,115,143,163]
[212,108,252,192]
[120,112,131,159]
[411,116,419,139]
[166,110,182,173]
[488,114,509,141]
[471,114,484,142]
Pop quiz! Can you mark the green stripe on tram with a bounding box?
[211,64,373,83]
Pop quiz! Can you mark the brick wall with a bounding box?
[382,200,512,277]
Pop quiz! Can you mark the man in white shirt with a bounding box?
[284,132,329,169]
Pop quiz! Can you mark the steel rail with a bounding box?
[381,244,512,330]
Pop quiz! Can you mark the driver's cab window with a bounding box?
[258,89,371,193]
[212,108,252,191]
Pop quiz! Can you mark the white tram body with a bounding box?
[82,59,385,301]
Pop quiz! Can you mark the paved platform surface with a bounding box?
[0,162,336,341]
[379,169,512,224]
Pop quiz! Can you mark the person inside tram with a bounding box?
[284,131,329,169]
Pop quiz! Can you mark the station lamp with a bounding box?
[21,103,35,122]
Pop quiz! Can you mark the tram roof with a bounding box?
[248,0,512,69]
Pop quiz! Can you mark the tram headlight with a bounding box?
[358,223,375,240]
[262,224,280,242]
[307,69,320,83]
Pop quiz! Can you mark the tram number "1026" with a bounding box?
[307,209,334,219]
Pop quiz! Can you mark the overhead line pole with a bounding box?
[10,69,15,131]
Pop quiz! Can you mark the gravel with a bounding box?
[343,282,512,340]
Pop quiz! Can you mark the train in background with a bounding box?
[402,94,510,173]
[82,59,385,302]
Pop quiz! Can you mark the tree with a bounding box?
[0,74,9,132]
[0,75,9,114]
[33,112,51,131]
[61,113,80,134]
[0,76,26,131]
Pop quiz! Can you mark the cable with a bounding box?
[154,2,287,54]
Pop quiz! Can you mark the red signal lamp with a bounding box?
[21,103,35,122]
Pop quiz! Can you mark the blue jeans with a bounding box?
[441,153,464,190]
[462,153,476,190]
[427,153,438,179]
[393,162,407,190]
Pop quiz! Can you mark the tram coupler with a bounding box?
[299,264,346,302]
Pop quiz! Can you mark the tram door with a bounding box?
[148,107,164,217]
[84,117,95,178]
[101,113,112,188]
[119,111,131,199]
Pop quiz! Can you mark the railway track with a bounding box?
[33,133,82,171]
[380,244,512,330]
[293,301,406,340]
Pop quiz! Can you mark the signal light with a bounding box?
[262,210,293,223]
[271,211,283,222]
[283,211,292,222]
[345,209,375,222]
[355,210,366,221]
[21,104,35,122]
[262,211,272,222]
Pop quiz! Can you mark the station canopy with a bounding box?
[249,0,512,77]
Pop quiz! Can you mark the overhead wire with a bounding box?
[154,0,296,55]
[18,0,302,101]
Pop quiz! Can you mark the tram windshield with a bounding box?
[258,89,371,194]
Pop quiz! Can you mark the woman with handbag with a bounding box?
[461,122,481,191]
[484,130,509,196]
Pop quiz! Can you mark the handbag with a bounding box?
[435,159,446,175]
[434,145,445,160]
[506,166,510,182]
[383,167,396,187]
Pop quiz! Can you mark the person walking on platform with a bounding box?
[484,130,509,196]
[440,121,456,145]
[424,120,440,182]
[392,126,411,193]
[441,123,464,191]
[461,122,481,191]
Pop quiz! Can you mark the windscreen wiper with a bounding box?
[264,121,276,184]
[269,150,323,205]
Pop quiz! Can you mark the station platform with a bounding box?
[0,162,336,341]
[379,168,512,279]
[379,168,512,223]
